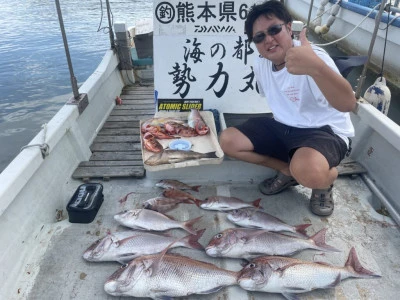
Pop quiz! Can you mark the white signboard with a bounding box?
[153,0,270,113]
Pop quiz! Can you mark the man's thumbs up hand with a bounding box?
[286,28,320,75]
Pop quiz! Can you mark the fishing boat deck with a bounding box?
[21,155,400,299]
[71,82,365,181]
[5,1,400,297]
[72,84,155,181]
[20,173,400,300]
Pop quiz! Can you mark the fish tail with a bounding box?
[183,228,206,250]
[310,228,341,252]
[252,198,263,209]
[191,185,202,192]
[191,198,203,208]
[345,247,381,278]
[182,216,203,235]
[205,151,218,159]
[294,223,312,238]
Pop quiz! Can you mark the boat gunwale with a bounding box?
[0,49,121,217]
[330,0,400,28]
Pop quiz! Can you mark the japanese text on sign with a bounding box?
[153,0,271,114]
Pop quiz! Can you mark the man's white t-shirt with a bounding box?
[253,40,355,146]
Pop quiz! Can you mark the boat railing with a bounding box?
[0,50,124,217]
[330,0,400,27]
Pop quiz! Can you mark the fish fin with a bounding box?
[119,191,135,203]
[274,262,301,274]
[152,291,173,300]
[129,225,148,231]
[344,247,382,278]
[134,208,144,219]
[250,204,264,215]
[247,252,266,258]
[314,261,333,266]
[116,254,137,264]
[198,286,224,294]
[240,229,269,243]
[240,258,250,267]
[116,235,140,247]
[252,198,263,209]
[294,223,311,238]
[243,207,258,219]
[163,213,177,221]
[183,228,205,250]
[191,185,202,192]
[158,231,172,237]
[326,274,342,288]
[148,243,172,277]
[282,292,300,300]
[309,228,341,252]
[182,215,203,235]
[181,199,196,205]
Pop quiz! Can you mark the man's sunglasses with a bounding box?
[252,23,285,44]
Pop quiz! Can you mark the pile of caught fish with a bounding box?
[83,179,381,299]
[141,109,219,166]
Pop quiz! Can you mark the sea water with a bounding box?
[0,0,152,172]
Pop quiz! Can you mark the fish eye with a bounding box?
[121,264,129,269]
[249,263,256,268]
[216,233,223,239]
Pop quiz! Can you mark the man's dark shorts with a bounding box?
[235,117,349,168]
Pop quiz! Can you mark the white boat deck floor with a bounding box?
[22,171,400,300]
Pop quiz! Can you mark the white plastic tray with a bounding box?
[140,111,224,171]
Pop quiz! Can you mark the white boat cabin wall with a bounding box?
[153,0,270,113]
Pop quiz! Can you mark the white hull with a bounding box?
[0,50,125,298]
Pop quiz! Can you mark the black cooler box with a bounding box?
[67,183,104,223]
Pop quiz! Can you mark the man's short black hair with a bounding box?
[245,0,293,42]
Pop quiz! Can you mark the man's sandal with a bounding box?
[259,171,298,195]
[310,185,334,216]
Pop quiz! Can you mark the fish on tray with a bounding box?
[141,117,184,133]
[83,229,205,264]
[146,126,177,139]
[142,196,197,213]
[195,196,262,211]
[188,108,210,135]
[114,209,202,235]
[157,179,201,192]
[227,208,311,238]
[142,132,163,153]
[104,253,239,298]
[205,227,339,260]
[165,122,198,137]
[238,247,381,300]
[144,149,218,166]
